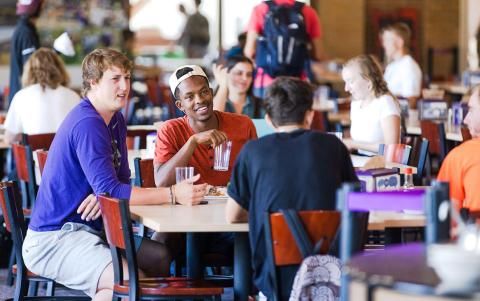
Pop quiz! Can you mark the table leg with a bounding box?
[186,232,202,279]
[234,232,251,301]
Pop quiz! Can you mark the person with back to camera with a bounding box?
[22,48,207,301]
[212,55,264,118]
[225,76,358,300]
[381,22,422,108]
[341,54,401,153]
[4,47,80,144]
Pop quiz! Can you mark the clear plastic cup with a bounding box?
[213,141,232,171]
[175,166,194,184]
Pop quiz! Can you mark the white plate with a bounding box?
[402,209,424,215]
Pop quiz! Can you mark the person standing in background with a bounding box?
[381,22,422,108]
[178,0,210,58]
[8,0,43,107]
[244,0,327,98]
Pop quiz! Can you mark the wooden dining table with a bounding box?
[130,199,250,301]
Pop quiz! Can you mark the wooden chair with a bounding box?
[378,144,412,165]
[420,121,447,162]
[310,110,330,132]
[36,150,48,176]
[97,194,223,301]
[11,143,37,209]
[133,158,155,188]
[461,126,472,142]
[126,129,155,150]
[21,133,55,151]
[0,181,90,301]
[264,210,341,300]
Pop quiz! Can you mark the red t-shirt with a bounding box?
[154,111,258,186]
[247,0,323,88]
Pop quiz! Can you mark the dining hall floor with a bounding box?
[0,267,235,300]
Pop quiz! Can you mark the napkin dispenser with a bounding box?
[356,168,400,192]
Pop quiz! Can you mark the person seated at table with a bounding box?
[22,48,207,301]
[437,85,480,211]
[381,22,422,108]
[212,55,264,118]
[4,47,80,144]
[225,77,358,300]
[341,54,401,153]
[154,64,257,187]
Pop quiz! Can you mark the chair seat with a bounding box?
[113,277,224,296]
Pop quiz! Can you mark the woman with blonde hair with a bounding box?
[341,54,401,153]
[4,47,80,144]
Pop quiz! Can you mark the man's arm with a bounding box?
[310,37,328,62]
[243,30,258,61]
[154,129,229,187]
[225,197,248,223]
[154,136,198,187]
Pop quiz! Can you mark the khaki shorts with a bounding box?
[23,223,112,298]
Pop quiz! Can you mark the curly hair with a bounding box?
[344,54,394,99]
[21,47,70,90]
[81,48,132,97]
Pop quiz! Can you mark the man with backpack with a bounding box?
[244,0,327,98]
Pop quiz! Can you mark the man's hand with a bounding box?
[191,129,228,148]
[174,174,208,206]
[77,194,102,221]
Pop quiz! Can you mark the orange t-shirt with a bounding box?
[154,111,258,186]
[437,139,480,210]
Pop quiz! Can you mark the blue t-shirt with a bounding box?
[227,129,358,299]
[29,99,132,232]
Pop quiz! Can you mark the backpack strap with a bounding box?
[280,209,322,259]
[293,1,305,12]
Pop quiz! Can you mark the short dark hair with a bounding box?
[173,66,209,99]
[264,77,313,126]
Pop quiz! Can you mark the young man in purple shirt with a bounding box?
[22,48,207,301]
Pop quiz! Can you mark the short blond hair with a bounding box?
[21,47,69,89]
[81,48,132,97]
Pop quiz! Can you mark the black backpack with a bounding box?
[255,1,309,77]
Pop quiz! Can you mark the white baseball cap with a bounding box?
[169,65,208,96]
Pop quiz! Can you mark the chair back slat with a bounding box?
[12,143,31,182]
[420,120,447,160]
[22,133,55,151]
[268,210,340,266]
[97,195,126,249]
[347,189,426,211]
[0,182,26,244]
[36,150,48,175]
[461,126,472,142]
[134,158,155,188]
[310,111,329,132]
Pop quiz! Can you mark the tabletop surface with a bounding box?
[130,200,249,233]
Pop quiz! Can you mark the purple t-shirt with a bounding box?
[29,99,132,232]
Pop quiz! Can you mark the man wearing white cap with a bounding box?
[8,0,43,106]
[154,65,257,187]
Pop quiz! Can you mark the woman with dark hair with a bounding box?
[212,55,264,118]
[341,54,401,153]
